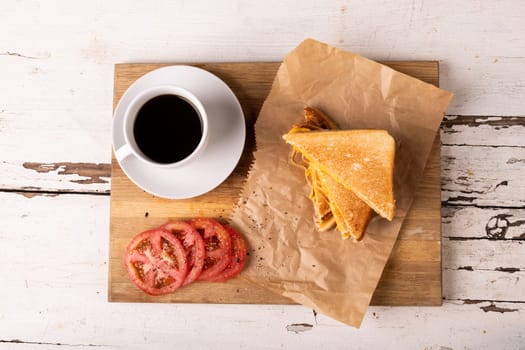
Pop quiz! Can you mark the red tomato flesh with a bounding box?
[189,218,232,281]
[209,225,247,282]
[162,220,205,286]
[125,228,188,295]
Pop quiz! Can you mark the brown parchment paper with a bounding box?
[231,39,453,327]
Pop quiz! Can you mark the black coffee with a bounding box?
[133,94,203,164]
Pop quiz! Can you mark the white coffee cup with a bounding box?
[114,85,209,169]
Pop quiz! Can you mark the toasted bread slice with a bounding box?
[317,169,372,240]
[283,130,396,220]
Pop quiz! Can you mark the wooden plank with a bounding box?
[109,61,442,306]
[442,116,525,147]
[443,239,525,271]
[1,191,523,347]
[1,300,524,349]
[440,116,525,210]
[444,269,525,301]
[6,191,524,304]
[0,161,110,194]
[2,1,525,117]
[442,206,525,240]
[3,116,524,203]
[443,239,525,274]
[442,145,525,207]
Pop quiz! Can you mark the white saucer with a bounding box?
[112,65,245,199]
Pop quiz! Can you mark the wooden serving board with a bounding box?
[109,61,441,306]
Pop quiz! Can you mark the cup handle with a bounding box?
[115,144,133,162]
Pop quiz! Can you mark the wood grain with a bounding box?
[109,61,441,305]
[441,144,525,207]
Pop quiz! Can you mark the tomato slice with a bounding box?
[209,225,247,282]
[125,228,188,295]
[189,218,232,281]
[162,220,205,286]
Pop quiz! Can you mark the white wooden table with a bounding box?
[1,1,524,349]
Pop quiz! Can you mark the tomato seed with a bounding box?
[203,257,216,270]
[205,236,220,250]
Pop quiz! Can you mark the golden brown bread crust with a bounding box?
[316,170,371,240]
[283,129,396,221]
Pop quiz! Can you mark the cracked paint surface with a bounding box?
[23,162,110,185]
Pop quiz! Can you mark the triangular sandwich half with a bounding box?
[283,130,396,221]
